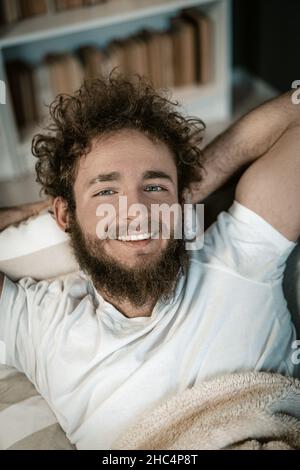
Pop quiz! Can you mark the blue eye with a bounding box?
[93,189,116,197]
[144,185,165,192]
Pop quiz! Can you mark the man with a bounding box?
[0,73,299,449]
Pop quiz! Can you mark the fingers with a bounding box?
[29,199,52,215]
[18,197,54,220]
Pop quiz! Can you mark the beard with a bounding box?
[67,212,189,308]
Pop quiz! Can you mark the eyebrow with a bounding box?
[85,171,121,188]
[142,170,174,184]
[85,169,174,189]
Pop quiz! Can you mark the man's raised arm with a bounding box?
[190,90,300,241]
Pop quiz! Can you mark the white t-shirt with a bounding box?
[0,201,297,450]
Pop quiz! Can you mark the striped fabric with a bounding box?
[0,365,74,450]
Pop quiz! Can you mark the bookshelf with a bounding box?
[0,0,232,181]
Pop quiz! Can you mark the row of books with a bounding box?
[0,1,47,24]
[6,8,213,130]
[0,0,108,25]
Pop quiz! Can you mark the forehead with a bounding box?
[75,129,177,183]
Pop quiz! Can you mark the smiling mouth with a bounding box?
[116,232,155,241]
[112,232,158,248]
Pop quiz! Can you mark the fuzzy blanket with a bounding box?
[112,371,300,450]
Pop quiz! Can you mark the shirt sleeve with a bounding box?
[198,200,298,283]
[0,274,54,383]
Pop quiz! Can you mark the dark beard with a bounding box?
[67,212,189,308]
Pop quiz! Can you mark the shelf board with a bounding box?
[172,82,218,104]
[0,0,214,49]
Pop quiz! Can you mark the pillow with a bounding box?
[0,365,74,450]
[0,209,79,281]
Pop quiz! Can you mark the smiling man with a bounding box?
[60,129,189,318]
[0,72,299,449]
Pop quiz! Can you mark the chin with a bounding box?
[104,239,165,268]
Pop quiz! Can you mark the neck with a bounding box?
[99,289,158,318]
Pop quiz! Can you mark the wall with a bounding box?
[233,0,300,92]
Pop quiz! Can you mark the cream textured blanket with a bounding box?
[112,371,300,450]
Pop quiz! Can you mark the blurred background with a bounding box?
[0,0,298,206]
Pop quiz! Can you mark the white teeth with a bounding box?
[117,232,154,241]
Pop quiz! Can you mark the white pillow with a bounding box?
[0,209,79,281]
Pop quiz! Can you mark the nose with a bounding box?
[126,186,148,207]
[118,187,150,232]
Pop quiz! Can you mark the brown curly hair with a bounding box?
[32,70,205,212]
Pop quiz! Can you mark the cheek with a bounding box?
[77,200,119,239]
[75,203,100,237]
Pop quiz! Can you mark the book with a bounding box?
[0,0,20,25]
[133,32,150,80]
[122,36,147,78]
[55,0,84,12]
[6,60,38,129]
[19,0,47,18]
[146,30,164,89]
[78,45,105,79]
[159,31,175,88]
[170,16,197,86]
[181,8,214,84]
[45,52,84,97]
[105,39,127,76]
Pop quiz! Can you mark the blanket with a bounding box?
[112,371,300,450]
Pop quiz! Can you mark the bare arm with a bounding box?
[190,91,300,202]
[0,199,52,232]
[235,121,300,241]
[190,91,300,240]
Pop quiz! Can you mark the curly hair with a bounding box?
[32,69,205,211]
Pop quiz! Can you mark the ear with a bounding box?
[53,196,70,233]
